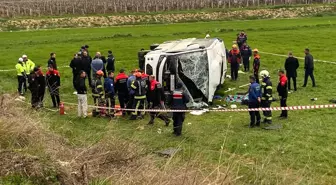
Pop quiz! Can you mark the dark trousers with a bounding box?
[118,93,128,115]
[243,58,250,71]
[149,104,169,124]
[50,88,60,107]
[254,73,259,84]
[92,96,104,116]
[130,98,146,119]
[72,73,77,90]
[17,76,25,95]
[105,94,115,116]
[261,100,272,123]
[127,94,134,115]
[303,69,316,87]
[173,112,185,136]
[230,64,239,80]
[39,88,45,106]
[248,102,261,126]
[30,89,39,108]
[86,70,92,87]
[280,97,288,117]
[287,76,297,91]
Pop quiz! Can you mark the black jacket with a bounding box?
[305,54,314,70]
[171,89,190,110]
[48,57,57,70]
[285,57,299,77]
[106,55,115,72]
[115,73,128,94]
[70,57,82,75]
[28,72,39,92]
[240,45,252,60]
[46,70,61,90]
[81,56,92,73]
[148,81,165,106]
[76,76,87,94]
[131,77,147,97]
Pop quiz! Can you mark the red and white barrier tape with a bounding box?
[63,102,336,113]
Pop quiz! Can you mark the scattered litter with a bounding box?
[156,148,181,157]
[211,105,226,110]
[263,124,282,130]
[190,109,209,116]
[230,104,237,109]
[15,96,26,101]
[136,125,144,130]
[311,98,318,101]
[192,102,208,109]
[225,94,248,103]
[238,70,246,74]
[157,128,162,134]
[226,75,231,79]
[243,144,247,147]
[187,122,192,125]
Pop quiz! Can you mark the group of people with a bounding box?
[15,54,61,108]
[246,48,317,127]
[68,45,189,136]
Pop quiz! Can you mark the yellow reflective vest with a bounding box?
[15,62,26,76]
[25,59,35,73]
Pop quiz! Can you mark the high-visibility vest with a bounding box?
[15,63,25,76]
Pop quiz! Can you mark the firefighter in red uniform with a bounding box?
[277,69,288,118]
[115,69,129,116]
[228,44,241,81]
[253,49,261,84]
[148,75,170,126]
[171,82,190,136]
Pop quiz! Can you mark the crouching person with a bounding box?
[76,71,88,118]
[171,82,189,136]
[91,70,105,117]
[104,71,115,118]
[148,75,170,126]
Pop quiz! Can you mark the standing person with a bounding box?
[15,57,27,96]
[248,75,261,128]
[138,48,146,70]
[260,70,273,124]
[91,70,104,117]
[130,72,147,120]
[48,52,57,70]
[277,69,288,118]
[240,42,252,72]
[79,45,90,56]
[236,31,247,49]
[70,52,82,93]
[284,52,299,92]
[22,54,35,73]
[115,69,129,116]
[252,49,261,84]
[76,71,88,118]
[28,67,40,108]
[46,65,61,108]
[91,52,104,79]
[106,50,115,73]
[127,70,137,114]
[171,82,189,136]
[228,44,241,81]
[104,71,115,118]
[81,51,92,86]
[302,48,316,87]
[148,75,170,126]
[36,66,46,107]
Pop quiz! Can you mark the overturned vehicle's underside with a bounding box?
[143,38,227,107]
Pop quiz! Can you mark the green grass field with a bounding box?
[1,16,336,184]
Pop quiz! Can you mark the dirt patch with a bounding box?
[1,5,335,31]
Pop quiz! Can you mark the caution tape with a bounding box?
[63,102,336,113]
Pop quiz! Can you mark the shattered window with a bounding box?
[177,50,209,98]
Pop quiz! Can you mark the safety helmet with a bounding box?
[18,58,23,62]
[252,48,259,53]
[259,70,270,78]
[232,44,238,49]
[135,72,142,78]
[96,70,104,76]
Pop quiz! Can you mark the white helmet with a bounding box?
[18,57,23,62]
[259,70,270,78]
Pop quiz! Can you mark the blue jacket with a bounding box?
[104,77,115,95]
[248,82,261,103]
[127,75,136,95]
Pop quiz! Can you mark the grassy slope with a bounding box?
[1,16,336,184]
